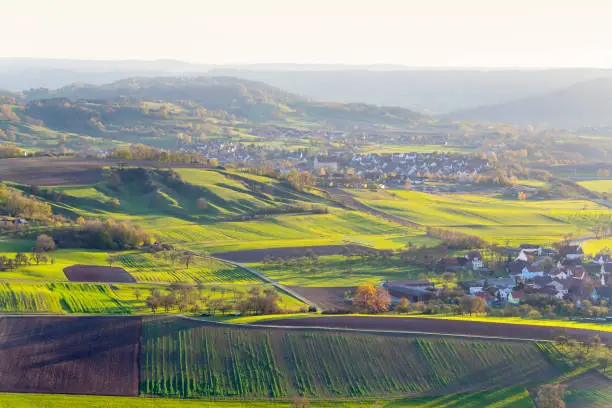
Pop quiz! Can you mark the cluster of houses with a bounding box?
[313,152,488,188]
[385,243,612,309]
[473,244,612,306]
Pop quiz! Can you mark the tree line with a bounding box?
[53,218,152,250]
[0,183,53,221]
[144,284,287,316]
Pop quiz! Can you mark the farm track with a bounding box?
[258,316,612,345]
[325,188,421,227]
[209,257,323,311]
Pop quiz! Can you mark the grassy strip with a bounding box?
[0,390,536,407]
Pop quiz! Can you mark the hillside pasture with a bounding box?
[251,254,427,287]
[141,317,560,399]
[577,179,612,194]
[0,316,140,396]
[350,189,610,245]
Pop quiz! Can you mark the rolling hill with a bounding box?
[24,76,424,126]
[448,78,612,128]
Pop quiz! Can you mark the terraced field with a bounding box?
[140,317,561,399]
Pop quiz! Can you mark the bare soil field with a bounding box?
[0,157,211,186]
[287,286,355,311]
[0,316,141,396]
[64,264,136,283]
[259,316,612,344]
[213,244,377,263]
[0,158,106,186]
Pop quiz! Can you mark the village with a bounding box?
[384,242,612,319]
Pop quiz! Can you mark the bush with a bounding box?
[35,234,56,252]
[54,219,152,250]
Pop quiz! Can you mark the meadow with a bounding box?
[351,189,611,245]
[250,255,432,287]
[140,317,560,399]
[577,179,612,194]
[48,168,422,254]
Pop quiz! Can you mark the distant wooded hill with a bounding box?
[2,59,612,115]
[447,78,612,129]
[22,76,424,126]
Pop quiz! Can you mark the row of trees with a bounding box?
[0,183,53,221]
[0,144,24,158]
[425,227,486,250]
[108,144,218,165]
[144,284,286,316]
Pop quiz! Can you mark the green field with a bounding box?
[251,255,431,287]
[0,281,130,313]
[0,281,305,314]
[47,169,417,253]
[140,317,560,399]
[562,369,612,408]
[577,179,612,194]
[117,252,260,284]
[351,189,611,245]
[0,387,537,407]
[0,249,110,281]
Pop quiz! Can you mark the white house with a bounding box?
[521,265,544,280]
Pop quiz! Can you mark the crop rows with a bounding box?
[118,253,260,284]
[140,317,560,399]
[0,282,131,313]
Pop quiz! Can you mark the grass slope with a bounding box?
[141,317,560,399]
[250,255,428,287]
[351,189,610,245]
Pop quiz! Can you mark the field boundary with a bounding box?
[179,315,555,343]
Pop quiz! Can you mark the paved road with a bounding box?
[210,256,323,311]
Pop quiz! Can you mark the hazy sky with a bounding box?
[4,0,612,67]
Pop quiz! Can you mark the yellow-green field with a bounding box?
[581,239,612,256]
[578,179,612,194]
[0,388,536,407]
[250,254,435,287]
[351,189,611,245]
